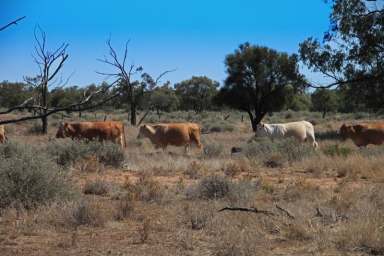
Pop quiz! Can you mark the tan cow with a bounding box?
[339,123,384,147]
[0,125,6,144]
[56,121,126,148]
[137,122,202,153]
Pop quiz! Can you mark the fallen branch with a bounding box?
[218,207,275,217]
[275,205,295,219]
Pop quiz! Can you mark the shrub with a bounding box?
[27,121,42,134]
[0,142,73,209]
[322,144,354,157]
[243,138,316,163]
[83,180,109,196]
[187,175,231,200]
[114,195,135,220]
[203,143,224,158]
[183,202,214,230]
[123,174,164,203]
[47,140,125,168]
[62,200,106,228]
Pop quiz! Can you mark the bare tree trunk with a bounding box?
[130,102,136,126]
[247,110,265,132]
[322,108,327,119]
[42,115,48,134]
[41,83,48,134]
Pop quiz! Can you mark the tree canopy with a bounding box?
[216,43,306,130]
[300,0,384,110]
[175,76,219,113]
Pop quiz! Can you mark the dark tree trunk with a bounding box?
[322,109,327,119]
[41,83,48,134]
[130,102,136,126]
[41,115,48,134]
[247,109,266,132]
[156,108,161,121]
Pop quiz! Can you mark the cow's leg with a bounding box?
[184,144,190,155]
[306,133,318,149]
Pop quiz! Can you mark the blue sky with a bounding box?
[1,0,332,87]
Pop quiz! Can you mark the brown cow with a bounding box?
[0,125,6,144]
[56,121,126,148]
[137,122,202,153]
[339,123,384,147]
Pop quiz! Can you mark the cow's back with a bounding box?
[67,121,125,146]
[155,124,190,147]
[282,121,312,140]
[357,123,384,146]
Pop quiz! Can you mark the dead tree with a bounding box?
[21,27,69,133]
[0,28,120,127]
[98,39,174,126]
[97,39,143,126]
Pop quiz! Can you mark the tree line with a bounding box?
[1,0,383,132]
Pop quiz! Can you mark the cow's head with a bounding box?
[339,124,354,141]
[56,122,74,138]
[255,122,268,137]
[137,124,152,139]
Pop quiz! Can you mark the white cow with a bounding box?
[256,120,318,148]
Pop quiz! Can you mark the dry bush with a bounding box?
[0,142,73,210]
[280,220,313,242]
[138,217,151,243]
[75,155,104,173]
[210,213,269,256]
[186,175,231,200]
[225,179,259,207]
[26,121,43,134]
[203,143,224,158]
[243,138,316,165]
[47,140,125,168]
[322,144,354,157]
[83,179,110,196]
[263,154,286,168]
[184,161,204,179]
[60,200,107,228]
[334,188,384,255]
[123,174,164,203]
[223,162,243,177]
[183,202,215,230]
[280,180,322,203]
[176,229,195,251]
[114,195,135,220]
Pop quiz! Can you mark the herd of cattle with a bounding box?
[0,120,384,151]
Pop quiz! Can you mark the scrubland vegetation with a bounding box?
[0,110,384,256]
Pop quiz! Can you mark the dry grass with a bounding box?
[1,111,384,255]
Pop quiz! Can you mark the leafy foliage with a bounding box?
[175,76,219,113]
[300,0,384,111]
[216,43,306,130]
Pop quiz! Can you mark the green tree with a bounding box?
[216,43,306,131]
[299,0,384,111]
[150,85,179,119]
[311,88,339,118]
[175,76,219,113]
[0,81,33,108]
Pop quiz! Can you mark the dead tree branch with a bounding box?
[0,16,26,32]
